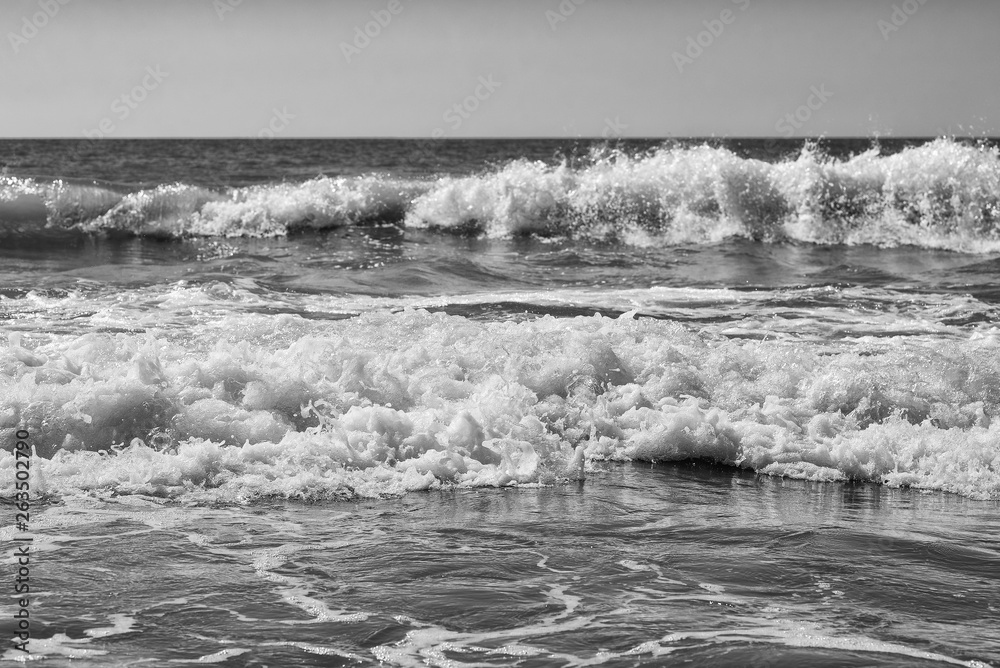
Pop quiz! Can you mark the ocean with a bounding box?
[1,137,998,666]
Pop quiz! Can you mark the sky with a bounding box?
[1,0,998,138]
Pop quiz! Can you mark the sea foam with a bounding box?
[1,298,998,501]
[2,139,999,251]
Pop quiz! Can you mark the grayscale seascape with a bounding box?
[1,2,999,667]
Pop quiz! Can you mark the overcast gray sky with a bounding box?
[1,0,997,138]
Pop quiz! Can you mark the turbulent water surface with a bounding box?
[0,138,998,666]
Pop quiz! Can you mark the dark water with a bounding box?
[0,137,948,184]
[0,138,998,666]
[3,137,988,183]
[5,465,996,667]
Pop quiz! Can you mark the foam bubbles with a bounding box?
[1,301,998,501]
[4,140,1000,250]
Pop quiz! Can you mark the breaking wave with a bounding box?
[2,139,1000,251]
[1,300,998,502]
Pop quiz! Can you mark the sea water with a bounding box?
[0,138,997,666]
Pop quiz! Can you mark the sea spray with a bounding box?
[2,139,998,251]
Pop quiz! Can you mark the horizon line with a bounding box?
[1,135,994,141]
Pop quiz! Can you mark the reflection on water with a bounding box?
[8,464,997,666]
[4,235,1000,304]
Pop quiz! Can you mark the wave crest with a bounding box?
[2,139,999,251]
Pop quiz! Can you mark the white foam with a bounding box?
[7,139,1000,250]
[1,299,999,502]
[401,139,1000,250]
[0,614,135,662]
[187,176,426,237]
[175,647,252,663]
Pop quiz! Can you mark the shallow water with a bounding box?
[2,465,996,667]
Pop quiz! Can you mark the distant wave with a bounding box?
[2,138,999,252]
